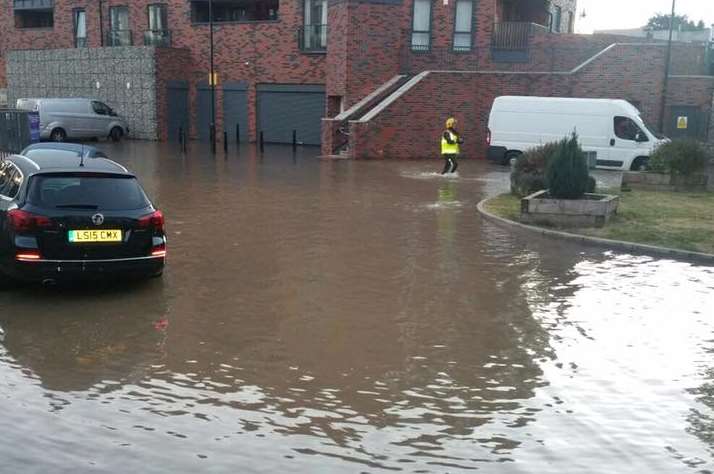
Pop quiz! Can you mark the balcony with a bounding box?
[144,30,171,47]
[106,29,133,47]
[298,25,327,53]
[491,22,547,62]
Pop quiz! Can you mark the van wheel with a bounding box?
[631,156,649,171]
[50,128,66,142]
[110,127,123,142]
[504,151,522,166]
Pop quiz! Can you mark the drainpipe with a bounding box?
[209,0,216,154]
[658,0,676,134]
[98,0,104,46]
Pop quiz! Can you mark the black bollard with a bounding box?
[182,128,187,152]
[223,131,228,152]
[178,126,183,145]
[292,129,297,150]
[259,131,264,152]
[236,123,240,144]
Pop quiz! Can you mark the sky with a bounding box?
[575,0,714,34]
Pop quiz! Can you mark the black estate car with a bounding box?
[0,150,165,285]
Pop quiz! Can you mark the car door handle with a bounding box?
[610,139,616,146]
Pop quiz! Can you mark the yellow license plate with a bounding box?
[68,229,123,243]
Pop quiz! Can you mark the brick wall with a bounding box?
[155,47,193,141]
[0,0,327,141]
[350,71,572,160]
[348,42,714,159]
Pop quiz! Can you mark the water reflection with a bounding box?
[0,144,712,472]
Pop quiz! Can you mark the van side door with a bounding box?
[610,116,649,171]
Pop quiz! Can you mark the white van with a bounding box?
[486,96,667,171]
[16,98,129,142]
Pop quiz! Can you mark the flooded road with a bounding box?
[1,141,713,473]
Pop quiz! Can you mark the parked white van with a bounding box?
[486,96,667,171]
[16,98,129,142]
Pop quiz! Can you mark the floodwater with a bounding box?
[1,141,713,473]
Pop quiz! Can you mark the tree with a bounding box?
[646,13,707,31]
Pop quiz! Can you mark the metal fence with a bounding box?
[0,109,39,154]
[298,25,327,52]
[491,22,541,51]
[144,29,171,47]
[106,30,133,47]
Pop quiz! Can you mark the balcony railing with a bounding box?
[298,25,327,53]
[144,29,171,47]
[491,22,533,51]
[13,0,52,10]
[106,29,132,47]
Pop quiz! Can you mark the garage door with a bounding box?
[257,84,325,145]
[196,83,212,143]
[166,81,189,143]
[223,82,248,144]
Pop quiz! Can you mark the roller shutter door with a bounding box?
[196,83,212,142]
[257,84,325,145]
[166,81,189,143]
[223,82,249,144]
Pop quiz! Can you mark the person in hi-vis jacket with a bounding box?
[441,117,463,174]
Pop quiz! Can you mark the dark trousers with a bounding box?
[442,155,458,174]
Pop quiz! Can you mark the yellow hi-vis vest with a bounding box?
[441,130,460,155]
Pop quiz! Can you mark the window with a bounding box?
[411,0,431,51]
[302,0,327,50]
[452,0,473,52]
[552,6,562,33]
[191,0,279,23]
[27,175,150,211]
[567,11,574,33]
[92,101,112,116]
[148,4,167,31]
[15,10,53,28]
[109,6,131,46]
[146,4,170,45]
[74,9,86,47]
[614,116,647,142]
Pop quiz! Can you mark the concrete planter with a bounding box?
[622,171,710,192]
[521,190,619,228]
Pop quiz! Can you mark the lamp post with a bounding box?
[658,0,676,134]
[208,0,216,153]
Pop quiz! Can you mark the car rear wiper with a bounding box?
[55,204,99,209]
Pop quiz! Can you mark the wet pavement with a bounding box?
[1,141,713,473]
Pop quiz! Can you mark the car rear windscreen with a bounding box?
[24,150,81,160]
[28,174,150,210]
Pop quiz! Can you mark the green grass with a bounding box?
[484,190,714,254]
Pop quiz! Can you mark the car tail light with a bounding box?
[138,210,164,233]
[151,243,166,258]
[8,209,54,233]
[486,128,491,146]
[16,250,41,262]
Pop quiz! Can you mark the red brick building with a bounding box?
[0,0,711,160]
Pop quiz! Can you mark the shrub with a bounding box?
[510,142,560,197]
[545,134,591,200]
[648,139,710,176]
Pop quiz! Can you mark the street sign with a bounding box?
[677,116,688,129]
